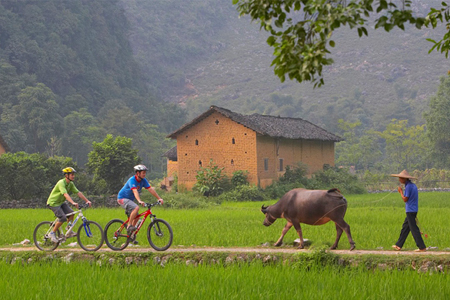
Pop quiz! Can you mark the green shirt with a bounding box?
[46,179,80,207]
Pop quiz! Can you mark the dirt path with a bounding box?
[1,246,450,256]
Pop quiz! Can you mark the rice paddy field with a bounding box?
[2,192,450,299]
[2,191,450,250]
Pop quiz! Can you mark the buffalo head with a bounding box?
[261,205,276,226]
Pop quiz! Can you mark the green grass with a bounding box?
[2,192,450,251]
[1,260,449,300]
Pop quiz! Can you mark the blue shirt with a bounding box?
[404,180,419,212]
[118,175,151,201]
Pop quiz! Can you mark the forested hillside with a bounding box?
[0,0,184,176]
[0,0,449,179]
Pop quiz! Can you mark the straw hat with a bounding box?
[390,169,416,179]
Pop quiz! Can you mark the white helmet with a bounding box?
[134,164,148,172]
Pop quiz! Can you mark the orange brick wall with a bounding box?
[175,112,258,190]
[166,160,178,179]
[256,135,335,188]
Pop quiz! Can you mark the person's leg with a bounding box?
[48,205,67,232]
[118,199,139,230]
[406,212,426,250]
[395,215,410,248]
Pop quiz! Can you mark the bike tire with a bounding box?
[147,219,173,251]
[77,221,104,251]
[33,221,60,251]
[104,219,129,251]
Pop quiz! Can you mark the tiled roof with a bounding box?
[167,105,341,142]
[162,145,177,160]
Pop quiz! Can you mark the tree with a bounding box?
[423,74,450,167]
[233,0,450,87]
[16,83,62,153]
[87,134,140,194]
[374,119,428,171]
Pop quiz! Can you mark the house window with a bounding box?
[279,158,284,171]
[231,159,234,165]
[215,119,219,125]
[199,160,202,166]
[264,158,269,171]
[195,139,198,145]
[232,138,235,144]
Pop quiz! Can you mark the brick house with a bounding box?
[0,133,9,156]
[164,106,341,190]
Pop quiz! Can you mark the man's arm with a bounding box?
[63,193,79,209]
[133,189,145,206]
[77,192,92,207]
[148,187,163,204]
[397,187,408,203]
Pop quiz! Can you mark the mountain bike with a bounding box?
[104,202,173,251]
[33,203,104,251]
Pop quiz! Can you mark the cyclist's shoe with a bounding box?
[132,240,139,245]
[49,232,59,243]
[66,231,77,238]
[127,226,137,235]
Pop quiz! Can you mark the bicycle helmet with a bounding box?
[134,164,148,172]
[62,167,76,174]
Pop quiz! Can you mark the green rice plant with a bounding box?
[2,192,450,251]
[1,260,449,299]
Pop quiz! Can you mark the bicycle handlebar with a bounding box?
[144,201,162,208]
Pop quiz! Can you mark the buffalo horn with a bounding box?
[261,205,268,213]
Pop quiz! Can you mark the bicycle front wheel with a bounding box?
[77,221,104,251]
[104,219,129,251]
[33,221,60,251]
[147,219,173,251]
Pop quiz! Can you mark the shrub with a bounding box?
[193,159,227,196]
[307,166,366,194]
[218,185,267,202]
[231,170,249,188]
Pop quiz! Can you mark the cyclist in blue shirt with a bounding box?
[391,170,426,252]
[117,164,164,234]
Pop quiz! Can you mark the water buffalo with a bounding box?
[261,188,355,250]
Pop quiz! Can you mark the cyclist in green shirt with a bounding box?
[46,167,92,243]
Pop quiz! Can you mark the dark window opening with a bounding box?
[279,159,284,171]
[231,159,234,165]
[232,138,235,144]
[264,158,269,171]
[215,119,219,125]
[195,139,198,145]
[199,160,202,166]
[185,135,188,138]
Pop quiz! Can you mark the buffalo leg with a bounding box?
[335,219,355,250]
[292,222,304,249]
[274,222,293,246]
[331,222,343,250]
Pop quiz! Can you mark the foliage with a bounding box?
[86,135,140,194]
[278,162,308,185]
[423,74,450,168]
[218,185,267,202]
[307,166,366,194]
[230,170,249,188]
[233,0,450,86]
[0,152,80,201]
[193,159,227,197]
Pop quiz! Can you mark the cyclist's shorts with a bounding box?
[47,202,73,222]
[117,198,138,217]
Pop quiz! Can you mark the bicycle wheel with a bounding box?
[104,219,129,251]
[147,219,173,251]
[77,221,104,251]
[33,221,60,251]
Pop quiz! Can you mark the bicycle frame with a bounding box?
[48,205,92,241]
[123,205,156,238]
